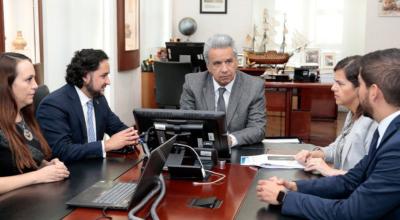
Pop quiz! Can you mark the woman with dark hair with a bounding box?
[0,52,69,194]
[295,56,378,176]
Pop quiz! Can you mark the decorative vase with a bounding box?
[12,31,27,50]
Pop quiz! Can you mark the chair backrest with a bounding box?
[153,61,193,109]
[33,84,50,113]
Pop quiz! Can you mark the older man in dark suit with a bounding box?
[37,49,139,162]
[180,34,266,147]
[257,48,400,219]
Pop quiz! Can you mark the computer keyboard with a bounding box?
[93,182,137,204]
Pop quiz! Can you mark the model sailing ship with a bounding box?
[244,9,307,68]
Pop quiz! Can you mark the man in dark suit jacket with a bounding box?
[37,49,139,162]
[256,48,400,219]
[180,34,266,147]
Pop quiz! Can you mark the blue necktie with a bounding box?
[368,129,380,157]
[87,100,96,143]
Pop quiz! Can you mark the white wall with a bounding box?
[364,0,400,52]
[140,0,172,59]
[42,0,104,92]
[42,0,140,125]
[171,0,254,52]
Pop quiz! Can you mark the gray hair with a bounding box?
[203,34,238,64]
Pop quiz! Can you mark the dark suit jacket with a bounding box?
[36,84,127,162]
[282,114,400,220]
[180,70,266,146]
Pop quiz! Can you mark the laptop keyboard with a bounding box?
[93,182,137,204]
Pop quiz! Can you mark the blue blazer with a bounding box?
[282,114,400,219]
[36,84,127,162]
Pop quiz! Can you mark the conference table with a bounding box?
[0,143,315,220]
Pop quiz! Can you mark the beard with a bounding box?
[361,98,374,119]
[85,78,104,98]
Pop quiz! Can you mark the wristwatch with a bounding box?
[276,190,287,205]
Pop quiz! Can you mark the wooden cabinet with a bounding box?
[265,82,336,141]
[141,71,157,108]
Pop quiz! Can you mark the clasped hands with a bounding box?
[256,176,297,205]
[295,150,334,176]
[105,127,140,152]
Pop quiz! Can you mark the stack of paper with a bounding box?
[262,138,300,144]
[240,154,304,169]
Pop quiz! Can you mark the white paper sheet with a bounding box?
[240,154,304,169]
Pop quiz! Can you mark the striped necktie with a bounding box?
[87,100,96,143]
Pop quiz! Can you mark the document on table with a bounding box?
[262,138,300,144]
[240,154,304,169]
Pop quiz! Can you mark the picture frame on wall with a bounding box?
[304,48,320,65]
[117,0,140,71]
[321,52,336,69]
[378,0,400,16]
[200,0,227,14]
[124,0,139,51]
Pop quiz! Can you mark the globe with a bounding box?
[178,17,197,37]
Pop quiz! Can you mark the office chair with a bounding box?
[33,84,50,114]
[153,61,193,109]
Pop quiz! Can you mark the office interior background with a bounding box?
[2,0,400,128]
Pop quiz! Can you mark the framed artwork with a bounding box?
[236,54,245,67]
[378,0,400,16]
[200,0,227,14]
[117,0,140,71]
[124,0,139,51]
[304,48,320,65]
[321,52,336,69]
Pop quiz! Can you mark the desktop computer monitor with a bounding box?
[133,108,230,159]
[165,42,207,72]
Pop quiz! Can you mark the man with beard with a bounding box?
[256,48,400,219]
[37,49,139,162]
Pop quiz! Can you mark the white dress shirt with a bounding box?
[212,77,238,147]
[376,110,400,148]
[74,86,106,157]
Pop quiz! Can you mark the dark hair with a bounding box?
[334,55,363,118]
[360,48,400,107]
[334,55,361,88]
[0,52,51,172]
[65,49,109,87]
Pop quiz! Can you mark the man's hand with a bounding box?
[256,180,286,205]
[105,127,139,151]
[268,176,298,191]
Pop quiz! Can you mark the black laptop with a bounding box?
[66,135,176,210]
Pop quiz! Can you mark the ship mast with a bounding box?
[280,13,287,53]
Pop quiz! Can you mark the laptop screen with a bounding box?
[130,135,176,206]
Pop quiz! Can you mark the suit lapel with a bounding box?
[341,142,352,168]
[203,74,215,111]
[365,114,400,176]
[226,71,243,127]
[93,98,102,141]
[67,85,88,142]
